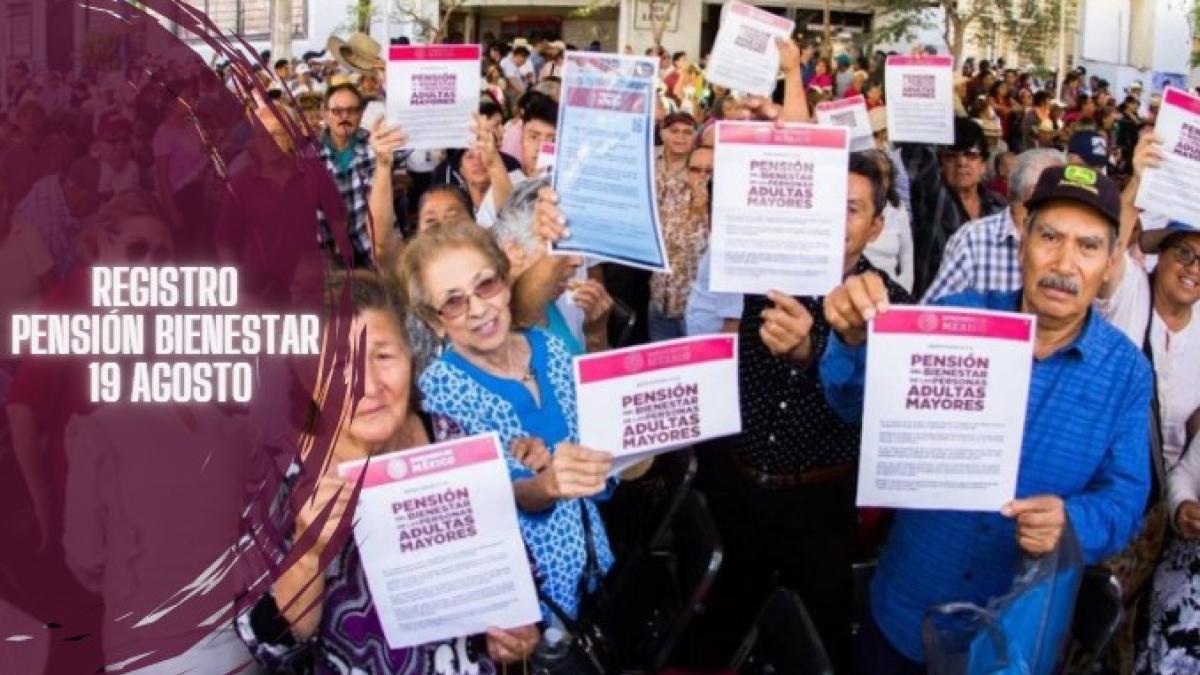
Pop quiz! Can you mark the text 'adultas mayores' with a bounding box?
[8,266,321,404]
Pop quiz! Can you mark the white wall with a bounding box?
[618,0,702,59]
[1076,0,1196,91]
[1079,0,1129,64]
[188,0,357,62]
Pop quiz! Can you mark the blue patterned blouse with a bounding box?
[419,328,615,620]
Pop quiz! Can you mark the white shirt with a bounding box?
[475,169,529,227]
[1096,252,1200,475]
[500,56,534,89]
[686,246,744,336]
[864,203,914,293]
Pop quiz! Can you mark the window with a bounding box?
[8,2,33,59]
[181,0,307,40]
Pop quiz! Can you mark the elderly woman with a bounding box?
[237,271,539,673]
[493,178,613,354]
[398,221,616,640]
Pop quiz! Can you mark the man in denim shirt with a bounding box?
[820,165,1152,671]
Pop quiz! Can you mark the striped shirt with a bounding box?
[315,130,409,267]
[922,208,1021,303]
[820,290,1152,662]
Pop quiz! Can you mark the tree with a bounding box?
[871,0,995,63]
[873,0,1075,67]
[393,0,467,44]
[1192,0,1200,67]
[353,0,372,33]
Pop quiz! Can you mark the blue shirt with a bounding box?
[545,302,584,357]
[418,329,615,620]
[820,290,1152,662]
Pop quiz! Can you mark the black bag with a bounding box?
[532,502,615,675]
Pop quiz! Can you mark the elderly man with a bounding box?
[317,82,406,267]
[821,165,1152,672]
[492,178,613,353]
[904,117,1007,298]
[923,148,1065,302]
[685,152,916,672]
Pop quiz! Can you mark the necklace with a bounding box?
[506,336,536,384]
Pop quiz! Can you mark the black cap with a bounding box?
[949,116,987,157]
[1024,165,1121,229]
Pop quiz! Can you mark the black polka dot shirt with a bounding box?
[730,257,914,475]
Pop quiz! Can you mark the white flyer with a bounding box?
[1135,86,1200,227]
[816,95,874,152]
[858,307,1035,512]
[704,0,795,97]
[386,44,481,150]
[575,334,741,471]
[536,141,555,177]
[710,121,848,296]
[884,55,954,145]
[337,433,540,649]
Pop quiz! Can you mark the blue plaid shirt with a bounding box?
[821,290,1152,662]
[922,208,1022,303]
[316,129,409,267]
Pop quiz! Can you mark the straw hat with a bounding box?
[327,32,383,74]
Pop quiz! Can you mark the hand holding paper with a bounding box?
[777,37,801,76]
[486,625,541,664]
[823,272,891,346]
[295,473,355,559]
[470,112,503,171]
[1132,132,1166,178]
[534,185,569,241]
[520,443,612,509]
[368,117,409,163]
[1003,495,1066,556]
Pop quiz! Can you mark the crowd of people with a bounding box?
[1,12,1199,675]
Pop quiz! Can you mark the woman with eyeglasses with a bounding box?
[397,220,616,651]
[1100,135,1200,674]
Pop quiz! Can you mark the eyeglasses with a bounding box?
[327,105,363,118]
[688,165,713,176]
[433,273,506,320]
[1168,245,1200,269]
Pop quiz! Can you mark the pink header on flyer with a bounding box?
[816,95,866,113]
[729,1,793,31]
[717,123,848,149]
[578,336,734,384]
[873,308,1033,341]
[886,55,954,68]
[1164,88,1200,116]
[339,434,500,487]
[389,45,482,61]
[566,87,648,113]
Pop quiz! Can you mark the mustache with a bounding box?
[1037,275,1080,295]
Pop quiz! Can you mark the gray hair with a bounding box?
[1010,148,1065,204]
[491,176,549,255]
